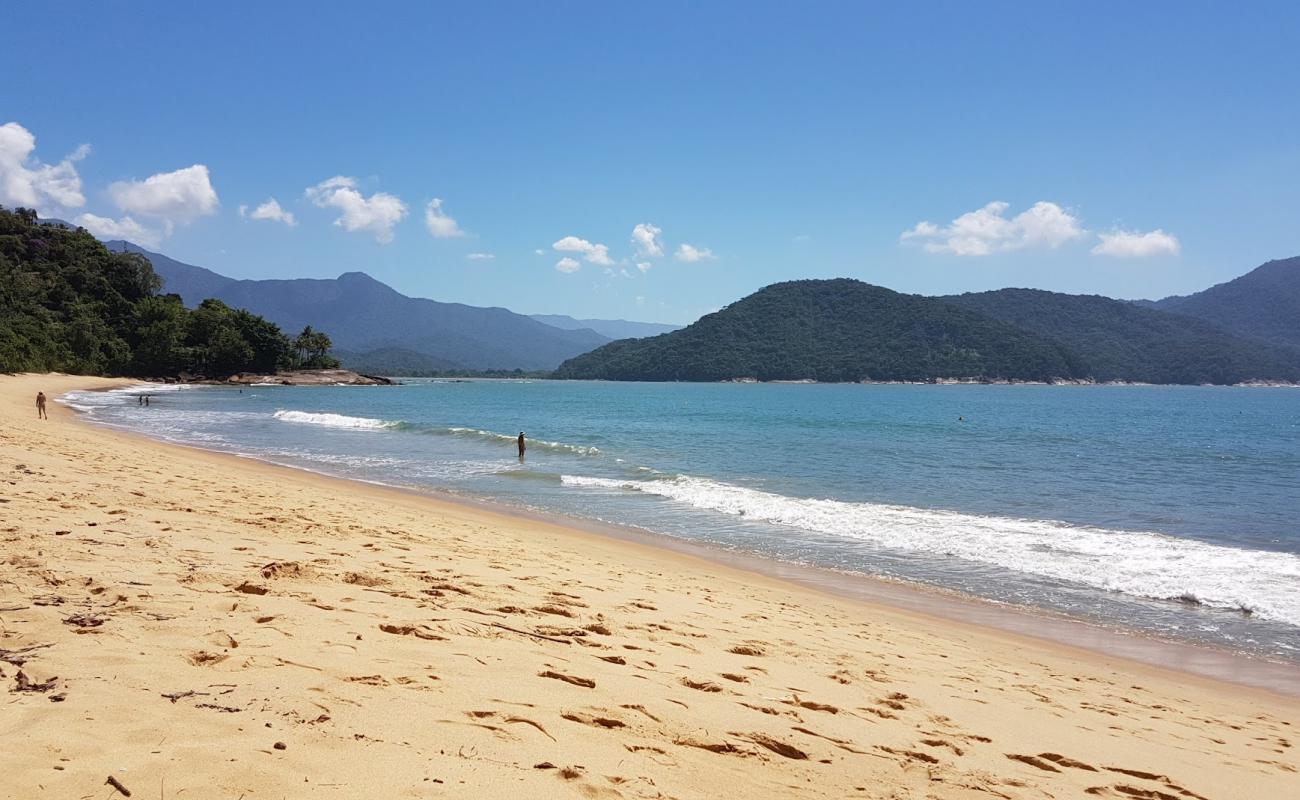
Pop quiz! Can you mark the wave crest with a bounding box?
[273,410,397,430]
[560,474,1300,626]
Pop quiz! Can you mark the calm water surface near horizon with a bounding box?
[61,380,1300,664]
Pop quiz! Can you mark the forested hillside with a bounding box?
[555,279,1086,382]
[557,278,1300,384]
[1143,256,1300,348]
[944,289,1300,384]
[0,208,335,377]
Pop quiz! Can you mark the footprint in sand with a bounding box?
[185,650,228,667]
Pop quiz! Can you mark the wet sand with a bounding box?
[2,374,1297,799]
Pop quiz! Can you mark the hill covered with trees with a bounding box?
[556,278,1300,384]
[0,207,337,378]
[943,288,1300,384]
[555,279,1087,382]
[1141,256,1300,349]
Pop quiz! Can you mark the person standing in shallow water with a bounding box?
[517,432,526,460]
[36,391,47,420]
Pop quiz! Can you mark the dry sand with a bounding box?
[1,373,1296,799]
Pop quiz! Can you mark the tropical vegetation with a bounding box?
[0,207,338,377]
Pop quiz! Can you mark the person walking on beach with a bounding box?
[517,431,526,460]
[36,391,47,420]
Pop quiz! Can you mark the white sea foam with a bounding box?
[108,383,189,393]
[273,410,396,430]
[560,474,1300,625]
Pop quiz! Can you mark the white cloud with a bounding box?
[0,122,89,212]
[424,198,466,238]
[242,197,296,226]
[75,213,162,248]
[901,201,1085,256]
[555,256,581,273]
[553,235,613,265]
[675,243,716,262]
[635,261,652,273]
[1091,229,1180,258]
[109,164,219,225]
[534,248,545,255]
[306,176,407,244]
[631,223,664,257]
[466,252,494,261]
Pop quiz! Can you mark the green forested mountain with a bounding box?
[555,279,1087,382]
[0,207,336,377]
[943,289,1300,384]
[556,278,1300,384]
[1141,256,1300,348]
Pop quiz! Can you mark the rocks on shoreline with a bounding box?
[190,369,395,386]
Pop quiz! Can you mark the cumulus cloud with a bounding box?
[109,164,219,226]
[636,261,652,273]
[0,122,89,212]
[901,201,1085,256]
[75,213,162,248]
[241,198,296,226]
[466,252,494,261]
[424,198,465,238]
[675,243,716,262]
[1091,229,1180,258]
[553,235,613,266]
[306,176,407,244]
[555,256,581,273]
[631,223,664,258]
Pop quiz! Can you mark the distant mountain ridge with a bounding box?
[106,241,612,371]
[100,237,1300,384]
[528,314,680,340]
[1140,256,1300,349]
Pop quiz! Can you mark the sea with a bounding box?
[60,380,1300,664]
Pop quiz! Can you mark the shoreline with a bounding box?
[5,373,1297,799]
[63,379,1300,698]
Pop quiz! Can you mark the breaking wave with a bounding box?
[560,474,1300,625]
[273,410,398,430]
[271,412,598,454]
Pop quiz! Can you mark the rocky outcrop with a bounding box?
[213,369,395,386]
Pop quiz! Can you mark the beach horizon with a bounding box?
[3,373,1296,799]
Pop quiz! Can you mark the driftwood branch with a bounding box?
[161,690,210,703]
[478,621,572,645]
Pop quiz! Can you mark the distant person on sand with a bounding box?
[138,395,143,406]
[144,395,150,407]
[36,391,47,420]
[517,432,526,460]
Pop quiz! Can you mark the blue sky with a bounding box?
[3,2,1298,324]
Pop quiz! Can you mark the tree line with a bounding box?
[0,206,338,377]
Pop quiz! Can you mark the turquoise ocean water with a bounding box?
[62,380,1300,663]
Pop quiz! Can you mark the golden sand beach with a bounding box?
[1,374,1296,799]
